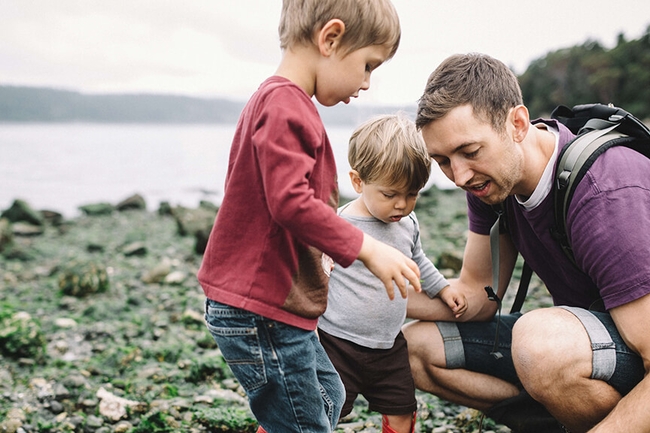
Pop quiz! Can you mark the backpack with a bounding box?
[493,103,650,314]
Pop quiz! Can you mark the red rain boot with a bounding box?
[381,412,416,433]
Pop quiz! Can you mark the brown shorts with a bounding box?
[318,328,417,417]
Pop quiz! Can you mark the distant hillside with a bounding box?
[0,85,415,125]
[520,26,650,118]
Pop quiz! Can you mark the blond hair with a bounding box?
[278,0,400,60]
[348,113,431,191]
[416,53,523,133]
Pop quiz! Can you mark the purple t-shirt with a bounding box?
[468,119,650,310]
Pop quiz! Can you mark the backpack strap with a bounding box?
[488,203,534,314]
[552,126,628,265]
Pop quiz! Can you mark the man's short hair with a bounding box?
[278,0,401,60]
[416,53,523,132]
[348,113,431,192]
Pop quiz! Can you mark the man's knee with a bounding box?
[512,308,592,389]
[402,320,446,368]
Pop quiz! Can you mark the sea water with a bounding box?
[0,122,454,218]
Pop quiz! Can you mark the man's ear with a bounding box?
[349,170,364,194]
[317,19,345,56]
[511,104,530,143]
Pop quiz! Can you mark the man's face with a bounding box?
[421,104,523,205]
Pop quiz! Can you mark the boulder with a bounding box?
[58,260,109,297]
[11,222,44,236]
[116,194,146,211]
[171,206,216,238]
[79,202,114,216]
[1,199,44,225]
[0,218,13,252]
[41,210,64,226]
[437,251,463,274]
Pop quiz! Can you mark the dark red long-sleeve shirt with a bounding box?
[198,76,363,330]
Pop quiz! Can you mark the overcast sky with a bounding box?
[2,1,649,106]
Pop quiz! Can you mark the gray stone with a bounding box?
[1,199,44,225]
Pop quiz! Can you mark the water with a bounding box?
[0,123,455,218]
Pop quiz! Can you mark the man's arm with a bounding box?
[590,293,650,432]
[407,230,518,322]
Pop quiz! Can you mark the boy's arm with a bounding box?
[407,230,516,322]
[438,285,468,318]
[357,233,421,300]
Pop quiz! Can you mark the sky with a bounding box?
[2,1,649,107]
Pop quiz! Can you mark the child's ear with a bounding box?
[317,19,345,56]
[349,170,364,194]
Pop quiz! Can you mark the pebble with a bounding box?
[54,317,78,328]
[113,421,133,433]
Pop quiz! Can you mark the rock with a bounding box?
[52,382,71,401]
[54,318,78,329]
[58,261,109,297]
[48,400,64,414]
[85,414,104,429]
[194,227,211,254]
[121,241,147,257]
[0,417,22,433]
[96,387,147,421]
[181,309,204,326]
[171,206,216,237]
[5,408,25,422]
[86,243,105,252]
[203,388,247,405]
[113,421,133,433]
[11,222,44,237]
[0,312,46,360]
[41,209,64,226]
[1,199,44,226]
[437,251,463,274]
[62,373,88,388]
[158,201,173,216]
[0,218,13,252]
[199,200,218,212]
[141,259,171,284]
[0,367,14,390]
[78,202,114,216]
[164,270,186,285]
[116,194,146,211]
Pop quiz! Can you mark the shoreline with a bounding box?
[1,188,548,432]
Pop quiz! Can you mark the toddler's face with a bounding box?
[359,181,419,224]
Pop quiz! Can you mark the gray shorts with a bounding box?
[437,307,644,396]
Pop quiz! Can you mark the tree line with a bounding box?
[520,26,650,120]
[2,26,649,123]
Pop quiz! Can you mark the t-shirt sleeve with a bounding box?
[467,192,498,235]
[569,147,650,310]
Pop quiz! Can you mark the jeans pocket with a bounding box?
[205,305,267,392]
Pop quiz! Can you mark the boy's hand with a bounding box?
[439,286,468,318]
[357,234,421,299]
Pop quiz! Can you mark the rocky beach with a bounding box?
[0,187,553,433]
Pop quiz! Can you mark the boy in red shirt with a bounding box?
[198,1,420,432]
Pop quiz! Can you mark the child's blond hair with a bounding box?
[278,0,400,60]
[348,113,431,192]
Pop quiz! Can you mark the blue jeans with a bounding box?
[204,299,345,433]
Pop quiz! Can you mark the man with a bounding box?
[403,53,650,433]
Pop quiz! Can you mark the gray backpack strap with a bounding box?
[553,125,627,265]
